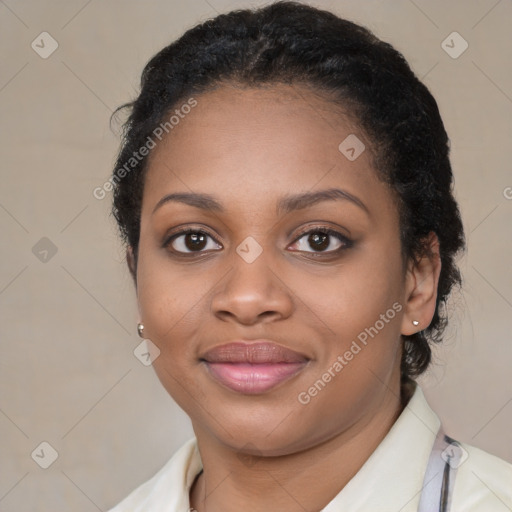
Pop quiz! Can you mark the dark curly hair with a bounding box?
[110,1,465,381]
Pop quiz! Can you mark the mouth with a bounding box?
[200,341,309,394]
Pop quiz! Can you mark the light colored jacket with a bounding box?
[108,385,512,511]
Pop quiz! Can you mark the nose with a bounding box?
[211,249,294,326]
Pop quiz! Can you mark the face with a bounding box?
[135,84,410,456]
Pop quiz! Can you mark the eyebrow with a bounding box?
[277,188,369,215]
[152,188,369,215]
[152,192,223,214]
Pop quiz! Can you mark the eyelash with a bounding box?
[163,226,353,258]
[292,226,353,255]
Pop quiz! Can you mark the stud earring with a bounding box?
[412,320,419,326]
[137,323,145,338]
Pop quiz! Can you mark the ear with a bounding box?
[126,246,137,285]
[401,232,442,336]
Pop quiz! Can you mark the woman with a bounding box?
[108,2,511,510]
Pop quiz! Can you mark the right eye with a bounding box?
[165,229,223,255]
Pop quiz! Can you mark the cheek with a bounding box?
[135,263,210,418]
[287,252,405,445]
[136,243,205,341]
[290,243,404,338]
[135,249,211,407]
[286,242,405,411]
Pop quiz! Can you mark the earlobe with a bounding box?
[401,232,442,336]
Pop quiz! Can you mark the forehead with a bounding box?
[142,84,387,214]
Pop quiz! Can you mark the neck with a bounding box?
[190,378,411,512]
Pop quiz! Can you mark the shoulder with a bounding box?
[410,384,511,510]
[452,440,512,510]
[107,438,200,512]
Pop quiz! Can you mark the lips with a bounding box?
[201,341,309,394]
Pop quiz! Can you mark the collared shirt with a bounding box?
[108,385,512,511]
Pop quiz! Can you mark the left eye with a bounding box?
[290,229,350,253]
[168,230,222,253]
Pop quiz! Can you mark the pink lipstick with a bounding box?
[201,341,308,394]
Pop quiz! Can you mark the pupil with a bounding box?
[309,232,329,251]
[185,232,207,251]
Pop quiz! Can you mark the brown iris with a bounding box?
[185,232,208,251]
[308,232,329,251]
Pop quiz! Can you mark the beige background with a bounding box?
[0,0,511,510]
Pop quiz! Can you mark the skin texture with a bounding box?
[129,84,441,512]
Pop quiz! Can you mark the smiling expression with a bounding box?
[134,83,411,455]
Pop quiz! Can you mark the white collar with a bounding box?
[321,383,440,511]
[111,384,441,512]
